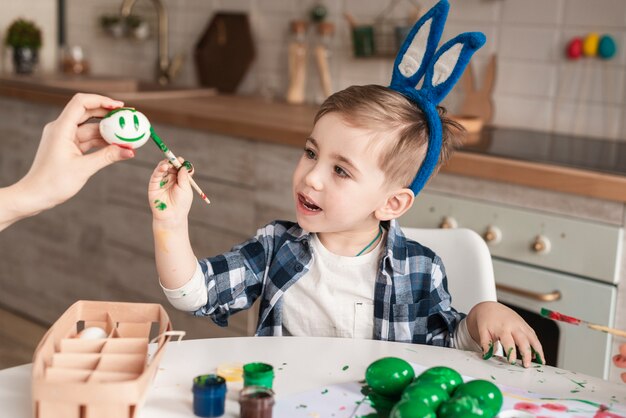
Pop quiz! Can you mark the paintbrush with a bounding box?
[149,126,211,205]
[541,308,626,338]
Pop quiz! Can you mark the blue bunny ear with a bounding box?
[390,0,450,89]
[420,32,487,104]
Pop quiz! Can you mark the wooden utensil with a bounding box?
[286,20,308,104]
[458,54,496,124]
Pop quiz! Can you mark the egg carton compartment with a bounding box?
[32,300,175,418]
[95,353,146,374]
[51,353,101,371]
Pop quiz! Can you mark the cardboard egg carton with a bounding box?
[31,300,175,418]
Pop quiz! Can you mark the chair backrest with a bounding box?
[402,227,497,314]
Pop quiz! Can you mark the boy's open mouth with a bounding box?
[299,194,322,211]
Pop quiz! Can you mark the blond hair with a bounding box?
[314,85,463,189]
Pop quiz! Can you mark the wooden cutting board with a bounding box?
[194,13,255,93]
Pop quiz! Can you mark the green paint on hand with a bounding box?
[183,160,193,171]
[482,341,494,360]
[342,365,349,371]
[159,178,168,188]
[506,347,514,363]
[154,200,167,211]
[531,346,544,365]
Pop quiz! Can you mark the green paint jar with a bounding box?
[243,362,274,389]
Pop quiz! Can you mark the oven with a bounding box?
[400,191,622,380]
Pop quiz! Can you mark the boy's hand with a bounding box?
[148,158,193,223]
[466,301,544,368]
[613,343,626,383]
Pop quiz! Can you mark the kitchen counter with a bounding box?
[2,74,626,202]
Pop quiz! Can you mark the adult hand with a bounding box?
[613,343,626,383]
[19,93,135,212]
[0,93,134,231]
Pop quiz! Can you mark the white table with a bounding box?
[1,337,625,417]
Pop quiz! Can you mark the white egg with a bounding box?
[99,108,151,149]
[77,326,108,339]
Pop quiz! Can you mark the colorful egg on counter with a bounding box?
[583,32,600,57]
[365,357,415,397]
[566,37,583,59]
[438,395,488,418]
[413,366,463,395]
[598,35,617,59]
[453,380,503,415]
[368,391,400,415]
[389,399,437,418]
[99,108,151,149]
[401,380,449,410]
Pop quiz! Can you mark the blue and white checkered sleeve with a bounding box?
[427,255,466,347]
[191,223,278,326]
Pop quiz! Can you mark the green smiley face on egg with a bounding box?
[99,108,151,149]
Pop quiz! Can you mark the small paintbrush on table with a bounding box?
[541,308,626,338]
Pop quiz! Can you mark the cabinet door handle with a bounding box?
[496,283,562,302]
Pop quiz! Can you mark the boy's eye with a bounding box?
[304,148,316,159]
[334,165,350,178]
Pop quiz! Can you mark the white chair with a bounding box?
[402,227,497,315]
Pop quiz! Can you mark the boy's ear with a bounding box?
[375,188,415,221]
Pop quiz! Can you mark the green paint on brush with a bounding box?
[150,126,169,153]
[154,200,167,211]
[482,341,494,360]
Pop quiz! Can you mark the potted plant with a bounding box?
[5,18,42,74]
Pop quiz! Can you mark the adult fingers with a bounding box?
[76,122,102,143]
[614,353,626,368]
[79,144,134,177]
[620,344,626,357]
[58,93,124,130]
[78,138,108,153]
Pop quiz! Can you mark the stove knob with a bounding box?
[439,216,458,229]
[483,226,502,245]
[531,235,551,254]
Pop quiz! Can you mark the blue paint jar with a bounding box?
[192,374,227,417]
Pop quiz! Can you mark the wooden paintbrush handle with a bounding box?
[588,324,626,338]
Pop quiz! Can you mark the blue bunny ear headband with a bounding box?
[389,0,486,195]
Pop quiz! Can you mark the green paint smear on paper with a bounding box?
[321,389,329,395]
[154,200,167,211]
[490,375,496,381]
[483,341,494,360]
[342,365,349,371]
[568,378,586,388]
[296,404,307,409]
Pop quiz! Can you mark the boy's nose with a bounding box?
[304,167,323,191]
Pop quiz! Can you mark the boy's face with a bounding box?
[292,113,394,234]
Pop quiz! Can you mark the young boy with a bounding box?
[148,84,543,368]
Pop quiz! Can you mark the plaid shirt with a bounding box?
[194,219,465,347]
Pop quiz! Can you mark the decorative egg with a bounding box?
[598,35,617,59]
[453,380,503,415]
[99,108,151,149]
[583,32,600,57]
[368,391,400,415]
[401,380,449,410]
[566,37,583,60]
[389,399,436,418]
[437,395,487,418]
[365,357,415,397]
[77,326,108,339]
[414,366,463,394]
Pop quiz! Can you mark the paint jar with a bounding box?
[239,385,275,418]
[192,374,226,417]
[351,25,375,57]
[243,362,274,389]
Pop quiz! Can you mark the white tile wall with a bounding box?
[46,0,623,140]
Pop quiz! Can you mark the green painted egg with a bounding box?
[365,357,415,397]
[438,395,488,418]
[414,366,463,394]
[453,380,503,414]
[401,380,449,410]
[368,391,399,414]
[389,399,436,418]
